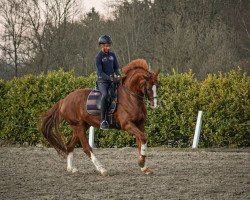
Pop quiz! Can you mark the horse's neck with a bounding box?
[118,70,147,113]
[118,82,146,112]
[122,71,143,94]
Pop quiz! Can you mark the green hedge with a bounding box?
[0,70,96,145]
[0,69,249,147]
[199,71,250,147]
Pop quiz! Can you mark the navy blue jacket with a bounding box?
[96,51,120,81]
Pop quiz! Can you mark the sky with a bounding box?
[83,0,115,17]
[83,0,106,13]
[0,0,115,40]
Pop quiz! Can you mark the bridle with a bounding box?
[141,79,158,101]
[122,76,158,103]
[122,85,145,102]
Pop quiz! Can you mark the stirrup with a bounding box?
[100,120,109,130]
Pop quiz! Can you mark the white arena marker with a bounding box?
[89,126,95,148]
[192,111,203,149]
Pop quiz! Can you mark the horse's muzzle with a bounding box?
[150,96,159,109]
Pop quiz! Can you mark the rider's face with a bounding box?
[101,43,111,53]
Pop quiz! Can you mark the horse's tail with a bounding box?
[40,101,67,157]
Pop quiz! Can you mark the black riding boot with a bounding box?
[100,96,109,130]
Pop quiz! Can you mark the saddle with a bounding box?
[86,82,120,129]
[86,90,117,116]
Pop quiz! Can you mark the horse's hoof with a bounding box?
[100,168,108,176]
[141,167,153,175]
[72,168,78,173]
[67,167,78,173]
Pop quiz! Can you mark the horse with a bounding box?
[40,59,160,176]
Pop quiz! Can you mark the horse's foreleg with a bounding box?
[135,137,152,175]
[73,124,108,176]
[123,123,153,175]
[90,151,108,176]
[135,137,146,166]
[66,134,79,173]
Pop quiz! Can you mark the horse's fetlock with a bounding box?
[138,155,145,168]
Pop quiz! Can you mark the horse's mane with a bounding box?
[122,59,148,75]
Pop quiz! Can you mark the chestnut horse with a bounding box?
[40,59,160,176]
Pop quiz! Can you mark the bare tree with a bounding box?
[0,0,27,77]
[110,0,154,65]
[24,0,82,73]
[22,0,52,73]
[0,0,248,78]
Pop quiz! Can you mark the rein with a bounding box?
[120,70,158,104]
[122,85,145,102]
[121,84,158,102]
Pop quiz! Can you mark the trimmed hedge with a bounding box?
[0,70,96,145]
[0,69,249,147]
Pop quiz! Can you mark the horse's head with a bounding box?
[121,59,160,108]
[140,69,160,109]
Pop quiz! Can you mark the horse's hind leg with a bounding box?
[66,134,79,173]
[72,124,108,176]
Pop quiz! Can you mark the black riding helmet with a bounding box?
[98,35,112,45]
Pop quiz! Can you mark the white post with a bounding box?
[89,126,95,148]
[192,111,203,149]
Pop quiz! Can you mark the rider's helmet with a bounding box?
[98,35,112,45]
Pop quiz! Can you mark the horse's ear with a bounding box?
[154,68,160,76]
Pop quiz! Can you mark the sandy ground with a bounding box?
[0,147,249,200]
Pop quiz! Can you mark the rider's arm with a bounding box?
[96,54,111,81]
[113,54,121,77]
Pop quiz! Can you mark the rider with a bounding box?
[96,35,121,130]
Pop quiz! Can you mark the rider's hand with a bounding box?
[113,76,121,83]
[110,76,114,82]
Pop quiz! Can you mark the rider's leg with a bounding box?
[97,81,109,130]
[100,96,107,121]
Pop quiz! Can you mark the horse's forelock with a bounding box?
[122,59,148,75]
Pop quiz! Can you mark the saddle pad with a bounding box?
[86,90,117,116]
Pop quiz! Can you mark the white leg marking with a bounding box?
[141,143,147,156]
[152,85,158,108]
[67,152,78,173]
[90,152,108,176]
[141,165,151,175]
